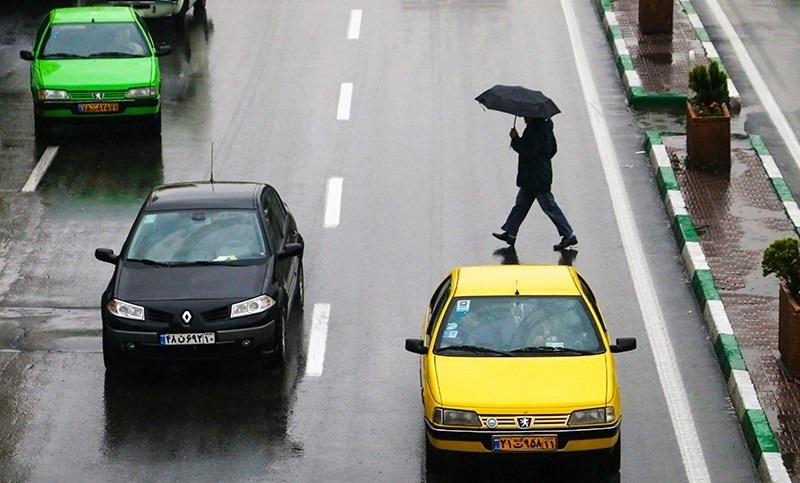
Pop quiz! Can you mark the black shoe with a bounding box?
[553,235,578,251]
[492,232,516,247]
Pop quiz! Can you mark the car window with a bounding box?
[125,209,267,263]
[426,277,452,337]
[262,188,286,250]
[435,296,603,354]
[41,22,148,58]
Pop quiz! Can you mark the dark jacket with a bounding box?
[510,118,557,192]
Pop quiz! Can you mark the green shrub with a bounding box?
[762,237,800,299]
[688,60,729,116]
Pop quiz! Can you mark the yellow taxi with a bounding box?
[405,265,636,473]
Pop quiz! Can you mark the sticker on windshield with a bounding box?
[444,330,458,339]
[446,322,458,330]
[142,214,156,224]
[455,300,470,317]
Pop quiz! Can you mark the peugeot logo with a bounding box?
[181,310,192,324]
[517,417,532,429]
[486,417,498,429]
[93,92,103,100]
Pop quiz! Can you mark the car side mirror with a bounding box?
[610,337,637,353]
[19,50,33,61]
[405,338,427,355]
[276,242,303,261]
[95,248,118,264]
[156,45,172,57]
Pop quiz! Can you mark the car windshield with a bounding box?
[125,209,268,264]
[434,296,603,355]
[41,22,148,59]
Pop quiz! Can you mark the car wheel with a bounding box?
[146,111,162,137]
[102,328,128,375]
[173,0,189,29]
[194,0,206,11]
[601,434,621,474]
[34,109,49,139]
[264,305,287,368]
[425,437,447,474]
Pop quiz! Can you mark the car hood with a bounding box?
[432,355,609,411]
[36,58,156,89]
[116,263,266,301]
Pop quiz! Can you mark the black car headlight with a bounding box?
[432,408,482,427]
[107,299,145,321]
[230,295,276,319]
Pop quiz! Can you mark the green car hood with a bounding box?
[36,58,157,90]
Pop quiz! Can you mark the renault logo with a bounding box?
[181,310,192,324]
[93,92,103,100]
[517,417,532,429]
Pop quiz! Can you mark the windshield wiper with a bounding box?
[89,52,142,58]
[42,53,87,59]
[436,345,510,356]
[509,346,596,355]
[126,258,168,267]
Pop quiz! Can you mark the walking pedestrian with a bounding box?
[492,116,577,251]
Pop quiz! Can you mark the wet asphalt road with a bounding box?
[0,0,771,481]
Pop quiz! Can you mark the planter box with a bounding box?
[639,0,673,34]
[686,102,731,172]
[779,282,800,379]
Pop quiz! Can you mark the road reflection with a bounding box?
[424,452,620,482]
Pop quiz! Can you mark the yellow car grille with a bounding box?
[480,414,570,429]
[69,91,127,101]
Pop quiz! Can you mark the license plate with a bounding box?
[159,332,215,345]
[77,102,119,113]
[492,435,557,452]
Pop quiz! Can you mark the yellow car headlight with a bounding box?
[433,408,482,427]
[568,406,616,426]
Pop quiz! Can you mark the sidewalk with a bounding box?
[594,0,798,481]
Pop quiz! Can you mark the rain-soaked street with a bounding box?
[0,0,774,481]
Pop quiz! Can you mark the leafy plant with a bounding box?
[688,60,729,116]
[762,237,800,300]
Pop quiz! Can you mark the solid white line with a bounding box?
[337,82,353,120]
[21,146,59,192]
[347,9,362,40]
[324,177,343,228]
[305,303,331,377]
[560,0,710,481]
[702,0,800,172]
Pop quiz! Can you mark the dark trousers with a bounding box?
[501,188,573,238]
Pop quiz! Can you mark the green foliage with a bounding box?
[762,237,800,300]
[688,60,730,116]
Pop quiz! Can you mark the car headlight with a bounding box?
[432,408,482,427]
[568,406,616,426]
[107,299,145,321]
[126,87,157,98]
[231,295,275,319]
[37,89,69,100]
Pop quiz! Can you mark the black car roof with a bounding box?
[144,182,263,211]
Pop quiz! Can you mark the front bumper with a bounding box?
[425,418,620,454]
[35,97,160,120]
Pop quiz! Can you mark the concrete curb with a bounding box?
[595,0,741,111]
[644,132,792,483]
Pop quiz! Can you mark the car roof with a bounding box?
[452,265,583,297]
[143,182,264,211]
[50,6,139,24]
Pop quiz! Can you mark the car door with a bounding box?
[261,186,299,309]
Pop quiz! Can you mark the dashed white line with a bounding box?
[22,146,59,192]
[305,303,331,377]
[561,0,710,480]
[337,82,353,120]
[347,9,362,40]
[324,177,343,228]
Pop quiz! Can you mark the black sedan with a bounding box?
[95,181,304,371]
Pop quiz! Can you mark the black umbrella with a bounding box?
[475,85,561,126]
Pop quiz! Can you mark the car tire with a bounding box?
[264,305,287,368]
[102,328,128,375]
[194,0,206,11]
[173,0,189,29]
[146,111,162,137]
[34,109,49,139]
[425,437,447,474]
[601,434,621,474]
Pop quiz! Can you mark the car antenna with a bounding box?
[515,280,520,296]
[209,142,214,183]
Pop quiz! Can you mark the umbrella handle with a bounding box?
[513,115,517,128]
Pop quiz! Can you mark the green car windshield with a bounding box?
[41,22,148,59]
[125,210,268,264]
[435,296,603,355]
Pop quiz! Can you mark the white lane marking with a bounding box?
[306,303,331,377]
[324,177,343,228]
[561,0,711,481]
[337,82,353,120]
[347,9,363,40]
[21,146,59,192]
[702,0,800,173]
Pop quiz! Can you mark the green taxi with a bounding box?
[19,6,171,138]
